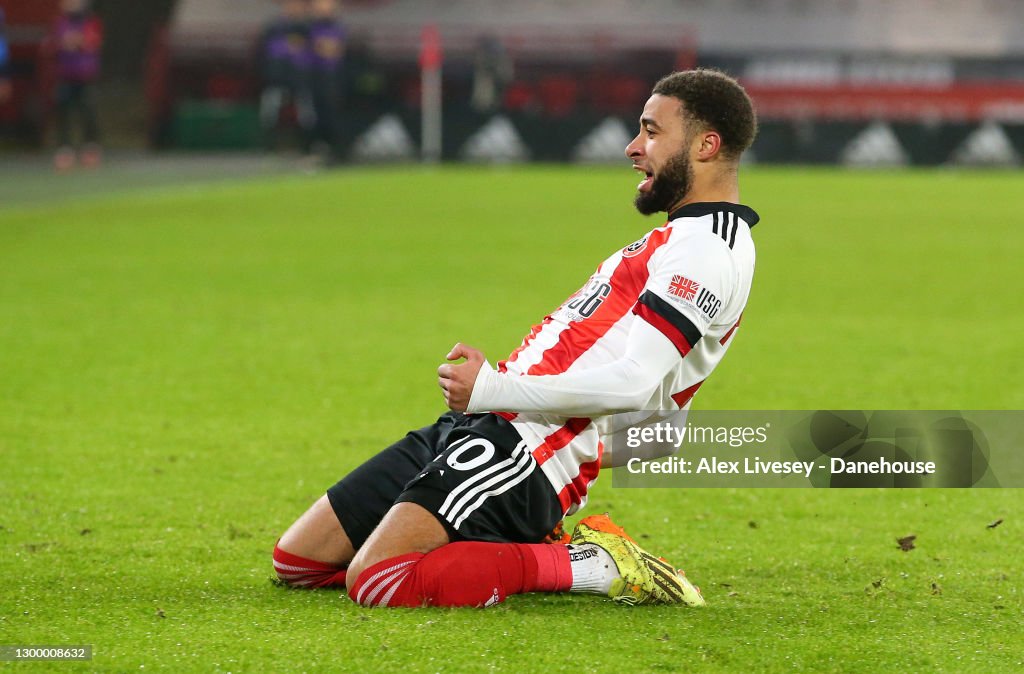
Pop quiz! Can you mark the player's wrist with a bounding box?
[465,359,495,413]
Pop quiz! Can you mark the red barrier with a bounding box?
[745,83,1024,122]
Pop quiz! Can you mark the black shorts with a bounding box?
[326,412,563,549]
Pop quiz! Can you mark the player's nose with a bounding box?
[625,134,643,159]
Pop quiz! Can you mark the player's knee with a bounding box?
[345,550,403,606]
[344,560,367,594]
[345,569,360,597]
[346,558,412,607]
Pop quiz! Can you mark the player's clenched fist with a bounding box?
[438,343,487,412]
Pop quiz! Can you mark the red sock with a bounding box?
[349,542,572,607]
[273,544,349,588]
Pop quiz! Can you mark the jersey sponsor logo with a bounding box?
[668,274,700,301]
[622,235,649,258]
[559,275,612,321]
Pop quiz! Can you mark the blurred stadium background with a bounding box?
[2,0,1024,168]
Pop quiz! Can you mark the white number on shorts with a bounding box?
[446,438,496,471]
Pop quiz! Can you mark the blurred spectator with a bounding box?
[471,34,513,113]
[48,0,104,171]
[258,0,315,153]
[0,6,11,105]
[307,0,346,161]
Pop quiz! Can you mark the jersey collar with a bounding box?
[667,201,760,227]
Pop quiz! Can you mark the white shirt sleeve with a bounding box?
[633,229,736,356]
[466,228,738,418]
[466,318,679,416]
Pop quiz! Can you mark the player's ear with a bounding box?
[695,130,722,161]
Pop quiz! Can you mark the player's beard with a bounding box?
[634,149,694,216]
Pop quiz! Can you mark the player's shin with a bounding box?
[348,542,572,608]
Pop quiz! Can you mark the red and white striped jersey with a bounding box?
[494,202,759,515]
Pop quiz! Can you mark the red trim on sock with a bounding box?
[273,545,342,572]
[350,552,425,606]
[273,544,349,588]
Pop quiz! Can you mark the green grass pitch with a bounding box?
[1,165,1021,672]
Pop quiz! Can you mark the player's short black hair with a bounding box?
[652,69,757,160]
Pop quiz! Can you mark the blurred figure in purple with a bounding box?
[258,0,315,153]
[0,7,11,106]
[307,0,346,162]
[49,0,104,171]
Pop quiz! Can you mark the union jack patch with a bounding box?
[668,275,700,301]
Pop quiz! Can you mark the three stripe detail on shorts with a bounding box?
[437,437,536,531]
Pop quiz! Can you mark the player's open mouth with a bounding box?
[634,166,654,192]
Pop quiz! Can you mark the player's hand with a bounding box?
[438,343,486,412]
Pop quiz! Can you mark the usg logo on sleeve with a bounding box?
[667,274,722,319]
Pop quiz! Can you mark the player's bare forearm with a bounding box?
[437,343,486,412]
